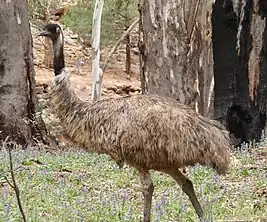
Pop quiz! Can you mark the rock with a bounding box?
[107,85,118,92]
[116,89,123,95]
[36,86,44,94]
[39,98,47,109]
[101,88,108,93]
[70,34,78,39]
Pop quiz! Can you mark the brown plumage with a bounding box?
[38,23,231,222]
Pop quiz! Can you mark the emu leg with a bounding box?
[138,169,154,222]
[164,169,203,219]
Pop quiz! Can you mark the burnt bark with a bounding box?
[213,0,267,145]
[140,0,267,145]
[0,0,50,145]
[139,0,213,112]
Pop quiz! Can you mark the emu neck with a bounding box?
[52,32,65,76]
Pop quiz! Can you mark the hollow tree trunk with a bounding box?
[0,0,49,145]
[213,0,267,144]
[139,0,214,111]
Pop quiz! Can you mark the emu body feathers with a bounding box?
[39,23,231,221]
[51,71,230,174]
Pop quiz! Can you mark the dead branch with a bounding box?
[101,18,138,73]
[32,12,45,19]
[0,166,23,178]
[37,37,49,49]
[117,12,127,19]
[3,140,27,222]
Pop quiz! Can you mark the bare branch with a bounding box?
[101,18,138,73]
[0,166,23,178]
[3,140,27,222]
[182,0,188,36]
[117,12,127,19]
[37,37,50,49]
[4,176,15,189]
[38,0,47,10]
[32,11,45,19]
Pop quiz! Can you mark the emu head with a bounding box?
[38,23,62,42]
[38,23,65,75]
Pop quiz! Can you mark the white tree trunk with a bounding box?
[91,0,104,101]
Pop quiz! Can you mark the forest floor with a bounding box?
[0,23,266,222]
[0,144,266,221]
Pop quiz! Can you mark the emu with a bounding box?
[38,23,231,221]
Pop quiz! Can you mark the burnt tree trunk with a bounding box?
[139,0,214,111]
[213,0,267,145]
[0,0,50,145]
[139,0,267,145]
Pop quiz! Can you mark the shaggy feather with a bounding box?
[50,71,230,174]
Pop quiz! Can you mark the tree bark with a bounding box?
[139,0,267,145]
[91,0,104,101]
[139,0,213,111]
[125,8,131,77]
[125,33,131,76]
[0,0,49,145]
[213,0,267,144]
[199,1,214,117]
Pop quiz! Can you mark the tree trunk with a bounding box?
[125,10,131,77]
[0,0,49,145]
[213,0,267,145]
[42,9,53,68]
[199,1,214,117]
[125,32,131,76]
[212,0,238,126]
[139,0,267,145]
[139,0,213,111]
[91,0,104,101]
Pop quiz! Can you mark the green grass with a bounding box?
[0,146,266,222]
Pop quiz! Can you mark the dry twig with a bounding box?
[101,18,139,73]
[3,139,27,222]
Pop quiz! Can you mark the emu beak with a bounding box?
[37,30,50,37]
